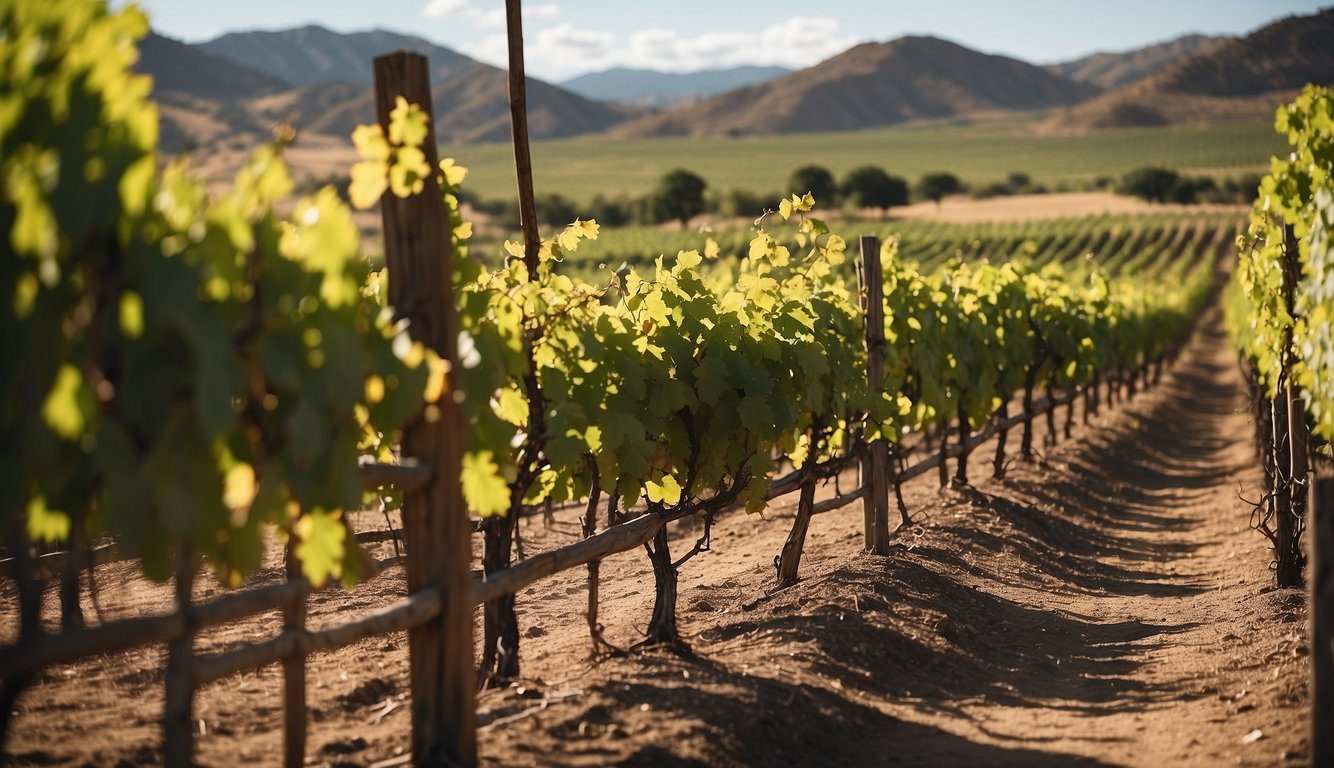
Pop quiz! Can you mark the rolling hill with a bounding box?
[609,36,1101,139]
[1040,9,1334,133]
[1046,34,1225,90]
[264,64,640,144]
[198,26,476,88]
[136,25,642,148]
[139,32,288,100]
[560,66,792,108]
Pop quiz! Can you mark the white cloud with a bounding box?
[459,32,510,68]
[454,13,856,81]
[537,23,614,54]
[527,4,560,20]
[425,1,560,27]
[475,8,506,28]
[422,0,469,19]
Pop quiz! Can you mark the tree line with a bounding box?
[302,163,1264,232]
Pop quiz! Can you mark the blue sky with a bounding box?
[127,0,1328,81]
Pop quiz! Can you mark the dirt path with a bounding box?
[3,305,1310,767]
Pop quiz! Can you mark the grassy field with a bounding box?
[447,116,1282,205]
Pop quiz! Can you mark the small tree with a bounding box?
[1006,171,1032,193]
[718,188,781,218]
[1119,167,1180,203]
[788,164,838,206]
[535,192,581,228]
[840,166,909,216]
[651,168,708,227]
[915,172,963,206]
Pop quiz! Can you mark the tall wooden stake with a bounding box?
[506,0,540,272]
[858,235,891,555]
[373,52,476,767]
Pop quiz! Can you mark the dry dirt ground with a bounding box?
[888,191,1247,223]
[2,305,1311,767]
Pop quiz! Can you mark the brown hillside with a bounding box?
[1040,9,1334,133]
[198,26,475,89]
[138,32,287,101]
[610,36,1100,139]
[1046,34,1225,90]
[140,26,641,150]
[278,64,641,144]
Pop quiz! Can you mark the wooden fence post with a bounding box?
[1312,464,1334,768]
[282,549,309,767]
[163,541,196,767]
[373,52,476,767]
[858,235,891,555]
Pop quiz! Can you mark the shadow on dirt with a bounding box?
[516,645,1120,768]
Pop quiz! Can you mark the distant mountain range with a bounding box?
[1044,34,1225,90]
[608,36,1100,138]
[1040,9,1334,133]
[133,8,1334,152]
[140,25,641,147]
[199,26,476,88]
[560,66,792,108]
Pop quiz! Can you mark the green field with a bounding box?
[446,116,1283,205]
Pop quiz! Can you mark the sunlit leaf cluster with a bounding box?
[3,0,428,587]
[1225,84,1334,441]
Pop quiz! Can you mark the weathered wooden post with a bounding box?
[282,549,309,767]
[373,51,476,766]
[858,235,891,555]
[163,541,196,767]
[1312,465,1334,768]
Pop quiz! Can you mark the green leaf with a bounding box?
[462,450,511,517]
[294,509,347,587]
[738,395,774,434]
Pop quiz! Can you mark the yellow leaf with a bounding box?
[41,364,88,440]
[495,385,527,425]
[223,462,257,514]
[349,160,388,210]
[439,157,468,187]
[676,250,702,271]
[645,474,682,505]
[351,123,390,162]
[26,494,70,543]
[573,218,599,240]
[364,375,386,405]
[119,291,144,338]
[388,97,430,147]
[423,352,451,403]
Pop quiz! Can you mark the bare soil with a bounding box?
[2,306,1310,767]
[889,191,1248,223]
